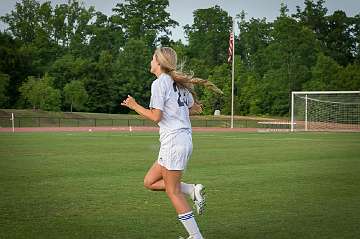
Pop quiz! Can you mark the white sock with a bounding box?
[178,211,203,239]
[181,182,194,197]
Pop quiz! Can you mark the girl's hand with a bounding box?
[121,95,138,110]
[190,102,203,115]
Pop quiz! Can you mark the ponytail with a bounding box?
[168,70,223,104]
[155,47,223,106]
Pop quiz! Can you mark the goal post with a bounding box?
[291,91,360,132]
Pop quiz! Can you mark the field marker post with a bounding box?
[11,113,15,133]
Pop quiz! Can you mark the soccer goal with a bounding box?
[291,91,360,132]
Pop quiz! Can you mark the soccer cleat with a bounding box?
[192,184,206,215]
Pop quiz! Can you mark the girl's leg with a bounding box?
[144,162,194,194]
[143,161,197,195]
[161,167,190,213]
[144,161,205,217]
[143,161,165,191]
[144,162,206,214]
[161,166,203,239]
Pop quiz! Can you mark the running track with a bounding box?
[0,126,259,133]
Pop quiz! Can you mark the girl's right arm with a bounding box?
[121,95,163,123]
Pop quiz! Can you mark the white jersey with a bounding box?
[149,73,194,142]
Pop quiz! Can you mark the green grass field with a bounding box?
[1,131,360,239]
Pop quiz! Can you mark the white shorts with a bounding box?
[157,130,193,170]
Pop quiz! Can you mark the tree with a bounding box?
[303,53,342,91]
[0,73,10,107]
[1,0,41,43]
[84,50,116,113]
[111,0,178,46]
[302,53,356,91]
[50,0,96,50]
[353,14,360,62]
[112,39,153,113]
[86,11,125,59]
[1,0,64,76]
[238,12,272,71]
[0,32,35,107]
[63,80,88,112]
[294,1,357,66]
[324,10,356,65]
[53,3,68,46]
[260,69,291,115]
[338,63,360,90]
[185,5,232,67]
[169,40,188,65]
[1,0,357,116]
[259,10,320,115]
[31,1,61,74]
[293,0,328,39]
[237,73,262,115]
[19,74,61,111]
[202,64,230,115]
[67,1,96,55]
[50,54,91,90]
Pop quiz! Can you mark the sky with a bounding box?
[0,0,359,42]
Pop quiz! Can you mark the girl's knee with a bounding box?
[143,178,153,190]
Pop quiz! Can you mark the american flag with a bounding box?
[228,32,234,63]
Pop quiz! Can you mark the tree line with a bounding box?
[0,0,359,116]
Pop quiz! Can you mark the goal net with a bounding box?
[291,91,360,132]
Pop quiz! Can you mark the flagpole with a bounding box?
[231,19,235,129]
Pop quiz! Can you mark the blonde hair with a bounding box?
[154,47,223,104]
